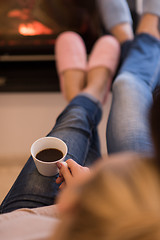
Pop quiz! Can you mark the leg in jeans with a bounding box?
[107,34,160,154]
[0,95,102,214]
[107,9,160,154]
[0,33,113,213]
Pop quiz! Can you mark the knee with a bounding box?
[57,107,89,128]
[113,72,138,93]
[113,71,150,96]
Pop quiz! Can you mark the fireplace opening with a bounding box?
[0,0,102,92]
[0,0,59,56]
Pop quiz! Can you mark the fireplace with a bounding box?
[0,0,138,92]
[0,0,101,92]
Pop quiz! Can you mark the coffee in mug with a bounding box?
[31,137,68,176]
[36,148,63,162]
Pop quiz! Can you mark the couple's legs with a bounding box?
[107,2,160,154]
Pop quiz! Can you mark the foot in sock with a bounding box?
[136,0,160,39]
[143,0,160,18]
[97,0,133,31]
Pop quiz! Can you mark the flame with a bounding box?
[19,21,53,36]
[19,23,35,35]
[8,9,29,20]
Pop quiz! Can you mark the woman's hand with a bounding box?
[56,159,90,189]
[55,159,91,215]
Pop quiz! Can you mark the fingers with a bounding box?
[56,159,90,189]
[59,182,66,190]
[56,175,64,184]
[65,159,83,176]
[56,168,64,184]
[66,159,90,177]
[57,161,73,185]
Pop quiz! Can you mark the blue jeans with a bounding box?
[107,34,160,154]
[0,95,102,213]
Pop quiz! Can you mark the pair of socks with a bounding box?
[97,0,160,31]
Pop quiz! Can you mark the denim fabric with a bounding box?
[0,95,102,213]
[107,34,160,154]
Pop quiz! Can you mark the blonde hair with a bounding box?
[53,154,160,240]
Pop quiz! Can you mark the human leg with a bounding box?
[0,94,103,214]
[55,31,87,101]
[83,35,120,163]
[137,0,160,39]
[56,32,120,162]
[84,35,120,104]
[55,32,120,164]
[107,3,160,154]
[97,0,134,65]
[0,32,120,213]
[97,0,133,37]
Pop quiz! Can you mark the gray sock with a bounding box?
[143,0,160,17]
[97,0,133,31]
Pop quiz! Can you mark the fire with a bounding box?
[19,23,35,35]
[8,9,29,20]
[19,21,53,36]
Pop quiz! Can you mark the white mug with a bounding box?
[31,137,68,176]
